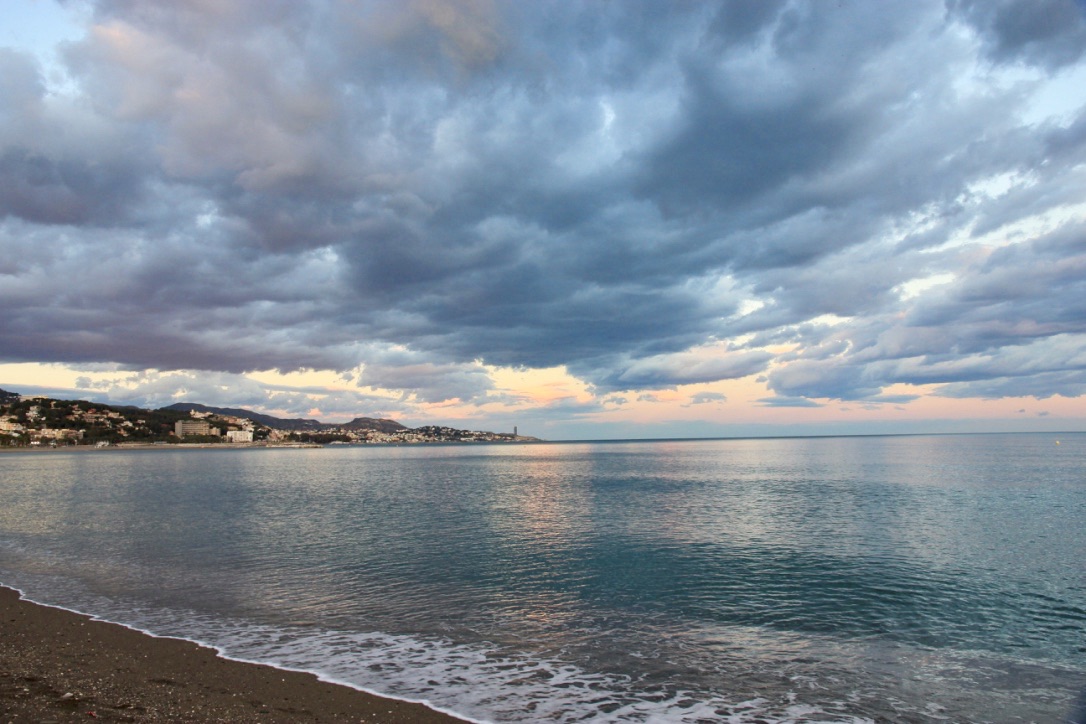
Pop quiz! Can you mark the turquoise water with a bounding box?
[1,434,1084,722]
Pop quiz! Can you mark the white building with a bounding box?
[225,429,254,443]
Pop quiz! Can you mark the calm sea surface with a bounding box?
[1,434,1084,722]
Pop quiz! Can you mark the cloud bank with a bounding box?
[2,0,1085,420]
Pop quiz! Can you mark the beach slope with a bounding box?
[0,586,463,722]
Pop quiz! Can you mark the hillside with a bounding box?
[1,391,535,446]
[160,402,326,431]
[159,403,409,433]
[339,417,408,433]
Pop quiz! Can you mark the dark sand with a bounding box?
[0,586,465,722]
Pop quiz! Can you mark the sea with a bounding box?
[1,433,1084,723]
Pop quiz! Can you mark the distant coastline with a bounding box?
[0,442,323,454]
[0,388,539,449]
[0,439,551,454]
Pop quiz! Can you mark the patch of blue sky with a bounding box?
[3,0,88,94]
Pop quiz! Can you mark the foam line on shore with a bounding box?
[0,583,472,722]
[0,580,876,722]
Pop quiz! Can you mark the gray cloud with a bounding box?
[757,396,824,408]
[949,0,1086,69]
[600,349,773,392]
[763,220,1086,402]
[936,370,1086,400]
[352,345,495,403]
[2,0,1085,411]
[687,392,728,406]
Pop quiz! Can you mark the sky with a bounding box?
[1,0,1086,440]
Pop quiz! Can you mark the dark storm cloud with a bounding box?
[0,148,145,225]
[949,0,1086,69]
[2,0,1085,407]
[0,47,152,226]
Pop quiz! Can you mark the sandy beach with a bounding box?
[0,586,464,723]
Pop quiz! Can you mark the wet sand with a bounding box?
[0,586,465,722]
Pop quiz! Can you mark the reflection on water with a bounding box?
[1,434,1085,722]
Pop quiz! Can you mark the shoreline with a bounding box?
[0,585,467,722]
[0,438,544,454]
[0,443,323,453]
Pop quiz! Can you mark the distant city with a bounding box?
[0,388,536,447]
